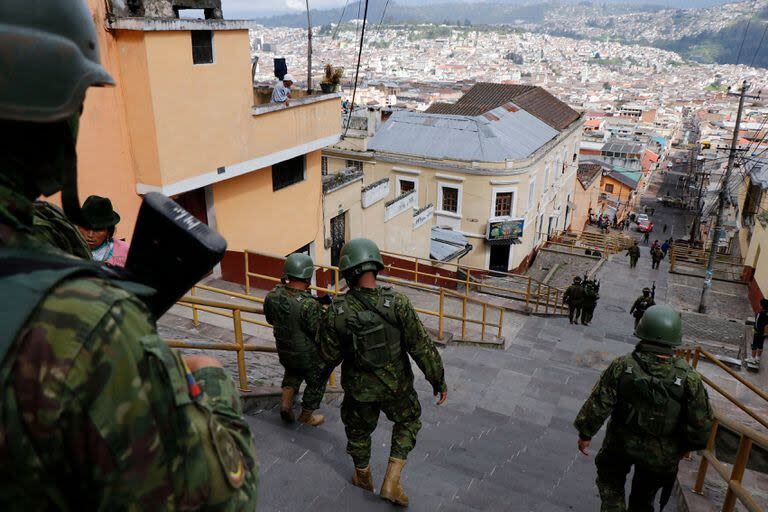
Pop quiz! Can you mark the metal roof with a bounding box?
[369,105,559,163]
[601,141,644,156]
[748,157,768,189]
[430,227,471,262]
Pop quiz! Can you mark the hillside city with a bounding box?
[2,0,768,511]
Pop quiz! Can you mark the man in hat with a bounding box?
[630,288,656,328]
[319,238,446,506]
[574,305,713,511]
[264,253,328,426]
[76,195,129,266]
[749,298,768,365]
[563,276,585,324]
[272,73,294,106]
[0,2,258,507]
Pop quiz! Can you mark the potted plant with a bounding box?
[321,64,344,93]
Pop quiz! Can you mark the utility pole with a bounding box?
[689,156,706,243]
[698,81,758,313]
[306,0,313,94]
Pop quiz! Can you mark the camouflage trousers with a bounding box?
[568,304,582,323]
[581,303,596,324]
[595,446,677,512]
[281,366,328,411]
[340,389,422,468]
[630,257,639,268]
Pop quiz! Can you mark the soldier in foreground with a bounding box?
[0,1,258,508]
[627,241,640,268]
[264,253,327,426]
[630,287,656,328]
[319,238,447,506]
[574,305,713,511]
[563,276,585,324]
[581,278,600,326]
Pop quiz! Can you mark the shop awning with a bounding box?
[430,227,473,262]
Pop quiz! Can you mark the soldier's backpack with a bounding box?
[0,249,152,363]
[264,285,318,369]
[333,287,403,369]
[616,353,690,437]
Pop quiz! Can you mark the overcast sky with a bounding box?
[221,0,349,19]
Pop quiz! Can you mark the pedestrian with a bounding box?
[319,238,447,506]
[264,253,328,426]
[651,246,663,269]
[663,223,668,233]
[642,230,650,244]
[651,239,660,252]
[574,305,714,512]
[630,287,656,328]
[581,278,600,326]
[0,1,259,507]
[661,239,671,258]
[749,298,768,366]
[76,195,130,267]
[563,276,585,324]
[271,72,294,106]
[627,241,640,268]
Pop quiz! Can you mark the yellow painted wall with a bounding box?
[213,150,326,261]
[745,220,768,297]
[572,177,601,231]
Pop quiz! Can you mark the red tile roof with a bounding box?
[425,82,581,131]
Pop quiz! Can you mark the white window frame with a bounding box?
[395,175,419,200]
[489,186,517,219]
[543,161,551,190]
[527,179,536,213]
[436,181,462,218]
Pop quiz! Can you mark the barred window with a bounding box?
[191,30,214,64]
[272,155,305,191]
[346,160,363,172]
[441,187,458,213]
[494,192,513,217]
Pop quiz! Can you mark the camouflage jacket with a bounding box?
[319,286,446,402]
[627,245,640,258]
[264,284,324,369]
[574,346,713,470]
[0,185,258,510]
[563,284,585,306]
[32,201,91,259]
[630,296,655,317]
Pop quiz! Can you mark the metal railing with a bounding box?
[553,229,634,256]
[678,346,768,511]
[669,245,746,281]
[378,250,567,315]
[244,249,342,297]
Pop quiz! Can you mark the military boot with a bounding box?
[352,466,374,492]
[280,387,295,423]
[297,408,324,426]
[380,457,408,507]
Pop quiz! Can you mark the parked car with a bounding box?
[637,220,654,233]
[635,213,649,224]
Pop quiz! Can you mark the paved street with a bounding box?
[246,231,676,511]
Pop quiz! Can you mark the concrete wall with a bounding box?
[743,219,768,311]
[572,177,602,231]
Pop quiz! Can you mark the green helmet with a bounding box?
[0,0,115,122]
[283,253,314,281]
[634,305,683,346]
[338,238,384,278]
[573,276,582,283]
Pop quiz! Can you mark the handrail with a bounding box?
[679,346,768,512]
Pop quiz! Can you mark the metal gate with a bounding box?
[330,212,346,267]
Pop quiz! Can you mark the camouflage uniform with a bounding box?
[581,281,599,325]
[320,286,446,468]
[651,247,663,270]
[0,186,259,510]
[630,294,655,328]
[264,284,327,410]
[563,282,585,324]
[32,201,91,259]
[627,245,640,268]
[574,344,713,512]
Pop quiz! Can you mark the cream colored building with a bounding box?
[75,0,341,281]
[320,84,583,273]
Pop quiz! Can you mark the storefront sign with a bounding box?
[413,204,434,229]
[384,190,417,221]
[486,217,524,241]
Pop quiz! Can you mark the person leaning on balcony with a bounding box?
[271,73,294,106]
[319,238,447,506]
[0,2,258,509]
[76,195,130,267]
[263,253,328,426]
[574,305,713,512]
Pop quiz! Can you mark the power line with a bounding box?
[343,0,369,139]
[331,0,350,40]
[735,0,759,65]
[749,22,768,67]
[375,0,392,36]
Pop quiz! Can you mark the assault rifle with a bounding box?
[651,281,656,300]
[120,193,227,319]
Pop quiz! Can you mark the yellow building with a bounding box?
[737,160,768,310]
[573,163,603,231]
[76,0,341,280]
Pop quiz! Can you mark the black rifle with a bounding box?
[120,193,227,319]
[651,281,656,300]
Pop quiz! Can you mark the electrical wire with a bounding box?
[331,0,350,40]
[749,22,768,68]
[343,0,369,139]
[375,0,392,36]
[735,0,759,65]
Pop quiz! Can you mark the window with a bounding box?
[528,180,536,211]
[494,192,514,217]
[321,156,328,175]
[398,178,415,195]
[272,155,305,191]
[191,30,214,65]
[441,186,459,213]
[543,163,550,189]
[605,183,614,193]
[346,159,364,173]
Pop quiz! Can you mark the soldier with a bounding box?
[563,276,585,324]
[581,278,600,326]
[650,245,663,270]
[319,238,447,506]
[626,241,640,269]
[0,2,258,508]
[264,253,327,426]
[630,288,656,328]
[32,201,91,259]
[574,305,713,511]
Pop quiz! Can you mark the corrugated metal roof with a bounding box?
[430,227,470,262]
[369,106,559,162]
[748,157,768,189]
[601,141,643,155]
